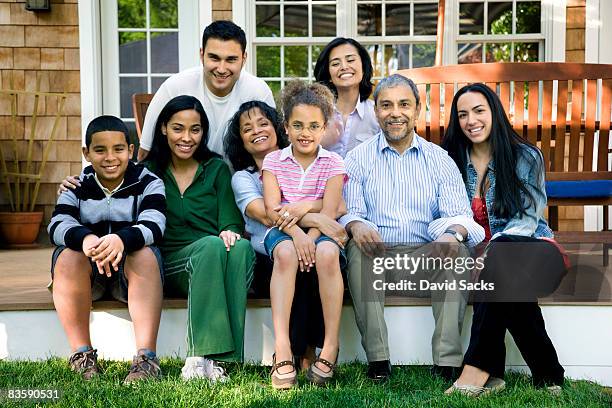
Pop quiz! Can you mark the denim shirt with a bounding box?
[465,144,553,239]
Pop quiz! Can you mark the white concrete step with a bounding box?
[1,305,611,386]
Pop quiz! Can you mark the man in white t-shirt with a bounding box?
[138,20,275,160]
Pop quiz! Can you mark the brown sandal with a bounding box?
[306,355,337,386]
[270,353,297,390]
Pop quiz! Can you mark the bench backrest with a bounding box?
[132,93,154,139]
[397,62,612,181]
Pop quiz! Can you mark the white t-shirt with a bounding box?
[139,66,275,155]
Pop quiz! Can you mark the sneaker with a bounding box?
[546,385,563,396]
[68,348,100,380]
[124,353,162,384]
[181,357,229,383]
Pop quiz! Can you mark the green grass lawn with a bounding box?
[1,359,610,407]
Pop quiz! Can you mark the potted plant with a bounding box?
[0,80,66,248]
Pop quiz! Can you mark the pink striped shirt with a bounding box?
[262,145,346,204]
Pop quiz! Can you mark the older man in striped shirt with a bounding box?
[340,74,485,383]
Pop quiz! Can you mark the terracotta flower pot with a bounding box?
[0,211,44,248]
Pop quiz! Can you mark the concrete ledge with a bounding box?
[1,304,612,386]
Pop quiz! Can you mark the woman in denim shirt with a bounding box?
[442,83,566,396]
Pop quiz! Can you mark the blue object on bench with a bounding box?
[545,180,612,199]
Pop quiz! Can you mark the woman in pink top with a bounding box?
[262,81,347,388]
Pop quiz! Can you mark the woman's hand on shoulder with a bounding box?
[57,175,81,196]
[219,230,242,251]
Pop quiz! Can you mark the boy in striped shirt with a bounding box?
[48,116,166,383]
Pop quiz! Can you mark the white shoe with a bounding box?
[181,357,229,383]
[209,360,229,383]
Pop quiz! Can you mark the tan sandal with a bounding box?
[270,353,297,390]
[306,355,337,386]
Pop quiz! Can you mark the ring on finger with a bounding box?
[283,211,290,218]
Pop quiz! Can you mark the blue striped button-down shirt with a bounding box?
[340,132,485,247]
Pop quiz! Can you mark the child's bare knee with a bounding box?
[124,247,159,279]
[54,249,90,278]
[273,241,298,271]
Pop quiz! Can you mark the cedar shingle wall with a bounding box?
[213,0,233,21]
[0,0,81,228]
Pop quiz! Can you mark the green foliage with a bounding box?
[0,359,610,407]
[118,0,178,43]
[489,2,541,62]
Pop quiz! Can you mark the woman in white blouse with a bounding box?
[314,38,380,158]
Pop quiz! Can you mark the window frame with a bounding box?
[238,0,565,79]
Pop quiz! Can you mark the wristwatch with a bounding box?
[444,229,466,243]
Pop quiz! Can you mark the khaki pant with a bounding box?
[346,240,470,366]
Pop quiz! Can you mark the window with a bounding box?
[457,0,543,63]
[239,0,560,96]
[356,0,439,78]
[253,0,339,94]
[100,0,199,137]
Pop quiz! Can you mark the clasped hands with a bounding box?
[82,233,124,277]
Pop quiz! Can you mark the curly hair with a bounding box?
[224,101,289,172]
[280,80,335,124]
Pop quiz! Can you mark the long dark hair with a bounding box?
[441,83,542,219]
[143,95,219,177]
[314,37,374,102]
[224,101,289,172]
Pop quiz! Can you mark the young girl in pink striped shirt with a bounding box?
[262,81,347,388]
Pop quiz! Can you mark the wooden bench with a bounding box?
[397,62,612,259]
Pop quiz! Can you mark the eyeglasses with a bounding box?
[290,122,323,134]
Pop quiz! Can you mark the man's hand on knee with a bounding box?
[348,221,384,258]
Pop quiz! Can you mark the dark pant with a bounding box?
[463,234,566,386]
[463,301,564,386]
[252,252,324,356]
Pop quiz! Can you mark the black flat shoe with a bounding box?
[431,365,461,382]
[367,360,392,383]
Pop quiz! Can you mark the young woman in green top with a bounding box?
[144,95,255,382]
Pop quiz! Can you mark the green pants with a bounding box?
[163,236,255,361]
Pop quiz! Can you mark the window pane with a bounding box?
[386,4,410,36]
[118,0,145,28]
[458,43,483,64]
[488,2,512,35]
[285,46,308,77]
[366,44,383,77]
[119,32,146,74]
[459,2,484,35]
[150,0,178,29]
[516,1,541,34]
[266,81,281,99]
[412,44,436,68]
[485,42,512,62]
[120,77,148,118]
[358,4,382,36]
[385,44,409,73]
[256,5,280,37]
[312,5,336,36]
[152,76,170,93]
[151,32,178,73]
[285,5,308,36]
[311,44,325,75]
[413,3,438,35]
[514,42,539,62]
[256,46,280,77]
